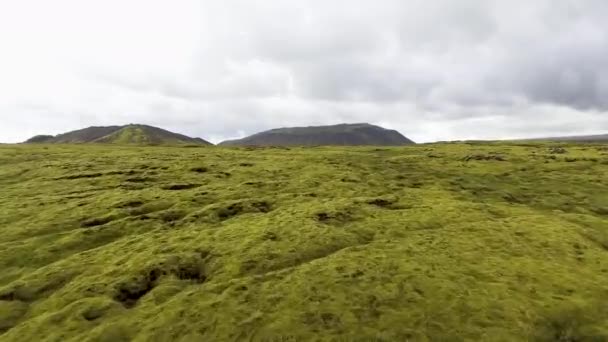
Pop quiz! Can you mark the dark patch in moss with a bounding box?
[366,197,396,208]
[174,265,207,283]
[590,207,608,216]
[58,172,103,180]
[239,260,258,273]
[250,201,272,213]
[408,181,424,188]
[81,215,117,228]
[463,154,506,162]
[316,213,331,222]
[217,203,244,220]
[349,270,365,278]
[244,181,263,186]
[0,292,15,301]
[187,200,273,223]
[190,167,208,173]
[315,210,353,225]
[162,184,201,191]
[302,312,342,329]
[159,210,187,223]
[82,308,106,321]
[549,147,568,154]
[262,231,278,241]
[120,184,146,190]
[113,278,155,309]
[124,177,153,183]
[320,313,341,328]
[114,258,207,308]
[215,172,232,178]
[115,200,144,209]
[239,163,254,167]
[216,200,271,221]
[502,192,523,204]
[106,170,139,176]
[533,304,608,342]
[568,157,598,163]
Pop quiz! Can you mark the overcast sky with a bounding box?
[1,0,608,143]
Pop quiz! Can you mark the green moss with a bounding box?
[0,142,607,340]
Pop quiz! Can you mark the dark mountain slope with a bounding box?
[220,123,414,146]
[50,126,123,143]
[24,124,212,145]
[93,125,211,145]
[24,135,55,143]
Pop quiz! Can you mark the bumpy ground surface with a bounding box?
[0,143,607,341]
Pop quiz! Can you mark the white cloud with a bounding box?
[1,0,607,143]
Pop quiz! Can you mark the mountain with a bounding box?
[24,135,55,143]
[24,124,212,145]
[219,123,414,146]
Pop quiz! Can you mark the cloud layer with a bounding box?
[1,0,608,143]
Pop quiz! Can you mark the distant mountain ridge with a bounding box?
[24,124,212,145]
[525,133,608,142]
[220,123,414,146]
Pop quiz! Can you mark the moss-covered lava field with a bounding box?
[0,142,607,341]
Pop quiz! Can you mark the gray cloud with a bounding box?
[1,0,607,143]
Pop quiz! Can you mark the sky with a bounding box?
[1,0,608,144]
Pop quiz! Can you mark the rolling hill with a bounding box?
[24,124,212,145]
[219,123,414,146]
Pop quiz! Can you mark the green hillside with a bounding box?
[0,142,607,340]
[24,124,212,146]
[220,123,414,146]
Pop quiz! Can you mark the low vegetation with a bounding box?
[0,142,607,340]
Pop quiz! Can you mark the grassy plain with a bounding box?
[0,142,607,341]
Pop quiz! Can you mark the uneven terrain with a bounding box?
[0,142,607,341]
